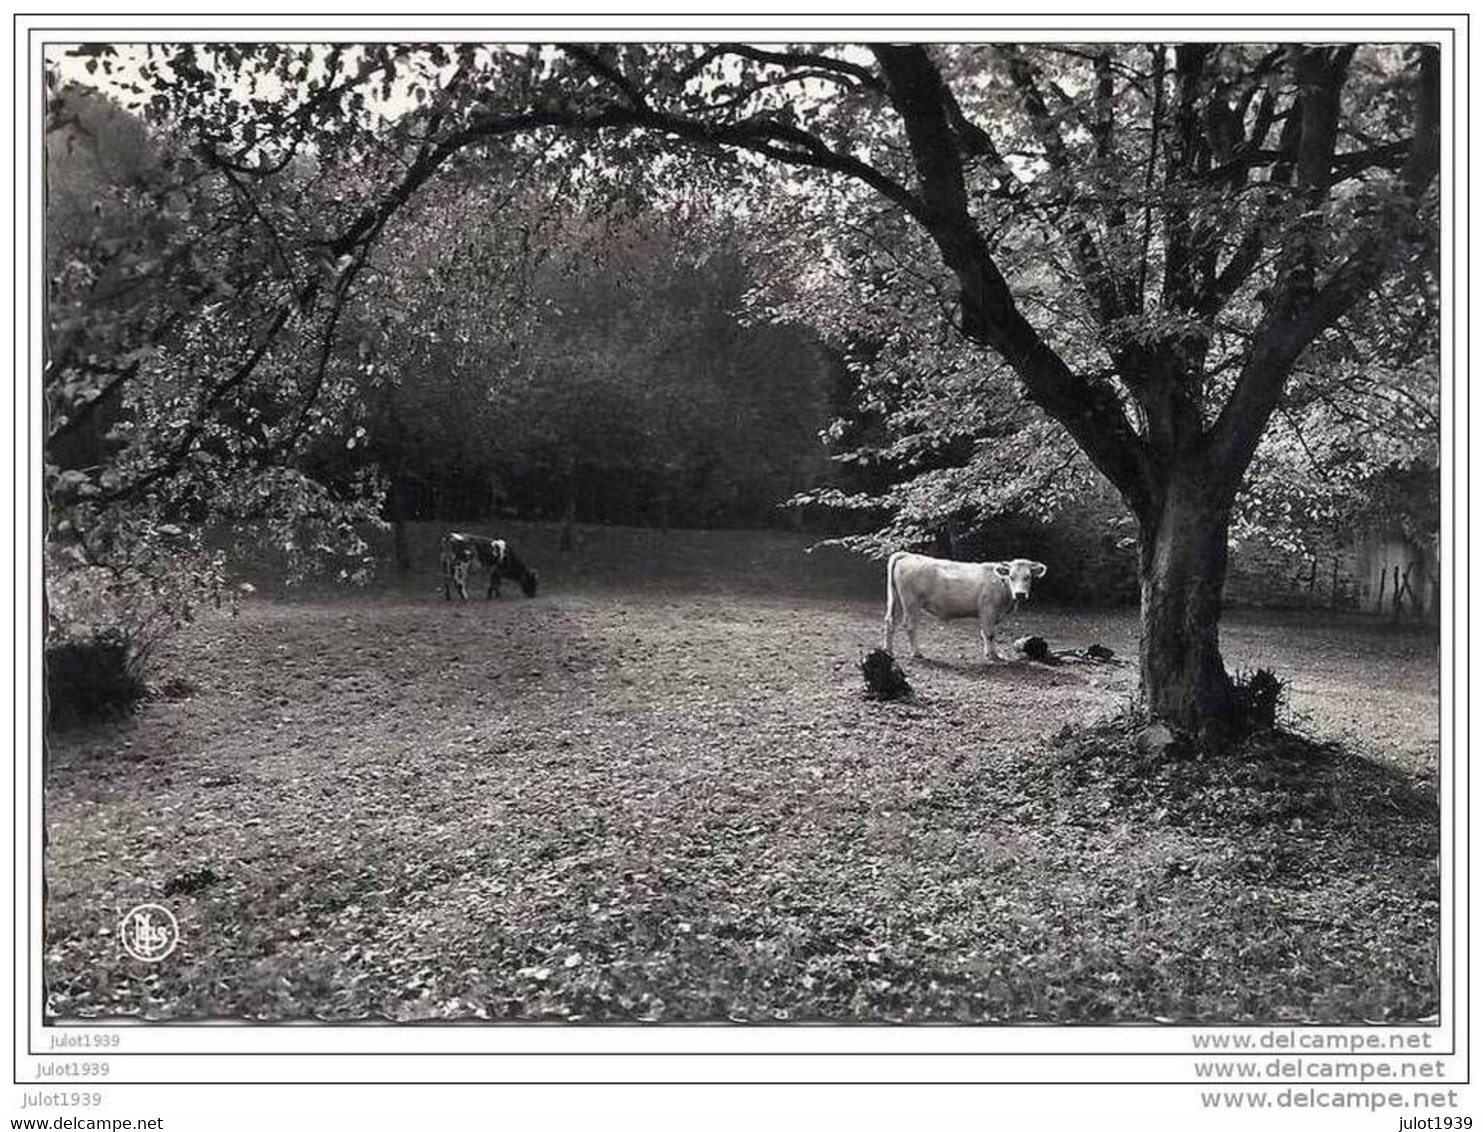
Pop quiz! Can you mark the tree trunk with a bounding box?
[1138,474,1238,742]
[392,517,410,572]
[382,474,412,569]
[386,475,411,572]
[559,461,577,552]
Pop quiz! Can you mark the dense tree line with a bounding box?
[311,179,833,546]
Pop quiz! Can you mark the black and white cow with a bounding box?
[440,532,539,601]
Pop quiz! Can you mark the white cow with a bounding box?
[883,552,1047,662]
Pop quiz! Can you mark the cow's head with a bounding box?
[993,559,1048,605]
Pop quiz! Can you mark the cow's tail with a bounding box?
[884,551,908,634]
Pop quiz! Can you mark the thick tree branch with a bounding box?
[1206,45,1438,490]
[329,101,927,258]
[1136,45,1166,308]
[936,78,1028,205]
[1197,137,1410,185]
[677,44,884,91]
[562,45,648,108]
[871,44,1153,515]
[1161,45,1211,313]
[999,46,1127,327]
[1092,49,1128,238]
[1192,89,1307,321]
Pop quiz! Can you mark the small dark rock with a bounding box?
[156,676,197,702]
[163,866,224,897]
[1135,723,1177,756]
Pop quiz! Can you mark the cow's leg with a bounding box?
[454,561,470,601]
[883,606,897,652]
[905,613,922,658]
[486,571,500,600]
[979,613,1002,662]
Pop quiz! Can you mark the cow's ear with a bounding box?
[1030,561,1048,578]
[994,563,1012,577]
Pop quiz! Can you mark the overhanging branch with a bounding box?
[871,44,1153,515]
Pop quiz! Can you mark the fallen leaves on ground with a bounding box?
[43,526,1440,1023]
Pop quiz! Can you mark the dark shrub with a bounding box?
[46,628,147,727]
[860,648,911,700]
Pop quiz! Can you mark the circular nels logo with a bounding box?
[117,903,179,963]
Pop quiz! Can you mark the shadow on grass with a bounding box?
[1035,717,1438,857]
[912,656,1086,686]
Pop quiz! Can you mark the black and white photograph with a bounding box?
[18,10,1468,1126]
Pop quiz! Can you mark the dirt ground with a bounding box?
[44,524,1441,1023]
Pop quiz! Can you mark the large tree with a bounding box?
[52,41,1441,741]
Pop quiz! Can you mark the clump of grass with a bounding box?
[1233,667,1287,733]
[860,648,911,700]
